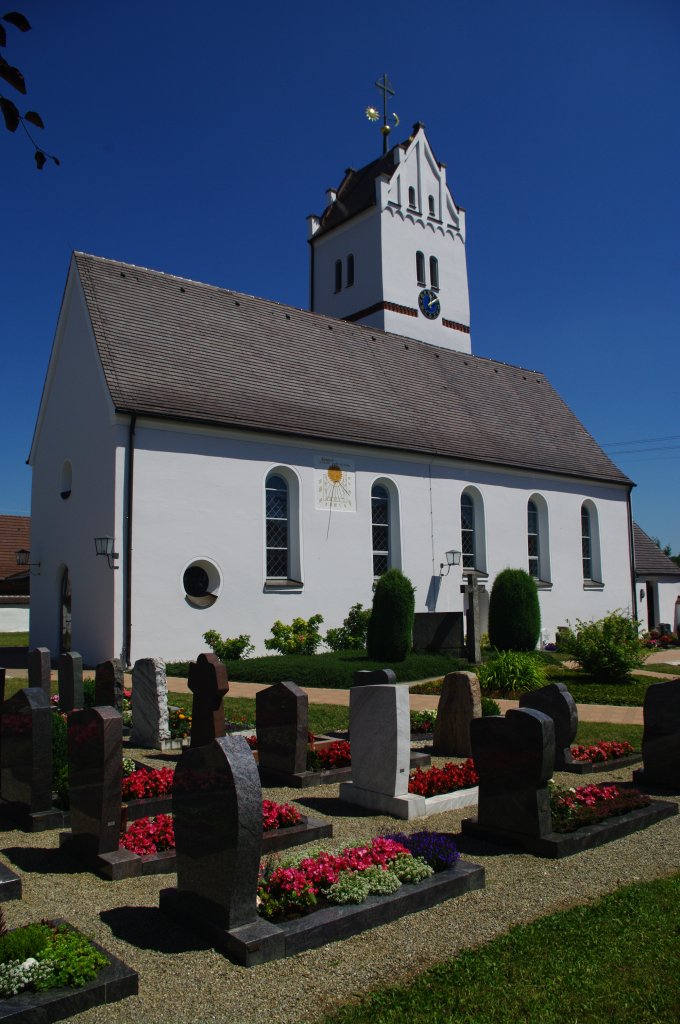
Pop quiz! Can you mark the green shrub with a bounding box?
[488,568,541,652]
[83,679,96,708]
[481,696,501,716]
[366,569,415,662]
[203,630,254,662]
[264,615,324,656]
[477,650,545,696]
[559,611,646,683]
[325,603,371,652]
[0,923,52,965]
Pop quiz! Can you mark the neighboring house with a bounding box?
[633,524,680,633]
[28,124,637,666]
[0,515,30,632]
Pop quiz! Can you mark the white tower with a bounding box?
[307,122,471,354]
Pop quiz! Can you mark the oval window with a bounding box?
[182,559,221,608]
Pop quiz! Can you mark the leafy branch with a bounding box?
[0,10,58,168]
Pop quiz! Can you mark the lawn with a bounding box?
[321,872,680,1024]
[0,631,28,646]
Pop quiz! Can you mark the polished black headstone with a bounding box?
[0,687,53,812]
[412,612,464,653]
[27,647,51,698]
[353,669,397,687]
[188,653,229,747]
[638,678,680,787]
[172,735,263,929]
[519,682,578,769]
[256,681,308,774]
[67,706,122,856]
[94,659,125,712]
[471,708,554,837]
[58,651,84,713]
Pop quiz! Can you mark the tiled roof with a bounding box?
[0,515,30,588]
[316,149,400,235]
[633,524,680,577]
[73,252,631,486]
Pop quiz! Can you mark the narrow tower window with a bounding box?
[461,493,476,570]
[428,194,435,216]
[346,253,354,287]
[371,484,390,577]
[416,251,426,287]
[527,500,539,578]
[429,256,439,290]
[266,474,289,579]
[408,186,416,208]
[334,259,342,293]
[581,504,592,580]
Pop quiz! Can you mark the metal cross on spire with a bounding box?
[365,73,400,155]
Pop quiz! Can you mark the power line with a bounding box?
[602,433,680,448]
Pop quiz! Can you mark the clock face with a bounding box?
[418,288,441,320]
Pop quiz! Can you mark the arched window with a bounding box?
[527,500,539,578]
[429,256,439,290]
[334,259,342,293]
[60,460,72,500]
[371,484,390,577]
[408,186,416,208]
[460,493,476,570]
[416,251,426,287]
[428,194,435,217]
[581,501,602,583]
[346,253,354,287]
[266,474,289,579]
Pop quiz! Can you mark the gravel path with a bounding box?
[1,750,679,1024]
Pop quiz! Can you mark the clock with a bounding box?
[418,288,440,320]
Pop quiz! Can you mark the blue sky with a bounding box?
[2,0,679,551]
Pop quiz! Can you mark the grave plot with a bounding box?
[160,735,485,966]
[462,708,676,858]
[519,682,641,774]
[340,682,477,820]
[633,678,680,791]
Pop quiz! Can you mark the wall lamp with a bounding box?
[94,536,119,570]
[15,549,40,575]
[439,549,461,577]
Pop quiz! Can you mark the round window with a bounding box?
[181,559,221,608]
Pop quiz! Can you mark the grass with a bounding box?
[321,872,680,1024]
[643,662,680,675]
[573,720,641,748]
[165,650,468,689]
[0,631,28,646]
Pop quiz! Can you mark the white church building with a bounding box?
[28,123,641,665]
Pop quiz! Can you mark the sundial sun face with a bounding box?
[315,457,356,511]
[327,465,343,484]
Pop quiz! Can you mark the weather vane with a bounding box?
[365,73,399,155]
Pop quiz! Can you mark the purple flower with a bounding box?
[383,830,460,872]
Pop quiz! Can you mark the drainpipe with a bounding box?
[124,413,136,666]
[626,485,638,623]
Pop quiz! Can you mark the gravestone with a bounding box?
[463,707,554,839]
[61,706,138,878]
[519,682,578,770]
[0,668,5,707]
[353,669,396,687]
[432,671,482,757]
[27,647,51,698]
[0,687,63,829]
[130,657,170,748]
[94,658,125,712]
[57,651,83,713]
[160,735,282,962]
[188,653,229,747]
[633,678,680,789]
[412,612,464,654]
[256,681,308,776]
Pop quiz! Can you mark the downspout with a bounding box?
[626,484,638,623]
[124,413,136,666]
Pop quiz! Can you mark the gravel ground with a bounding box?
[1,748,679,1024]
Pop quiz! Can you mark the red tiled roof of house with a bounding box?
[0,515,30,583]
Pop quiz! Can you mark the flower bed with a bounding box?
[307,740,351,771]
[408,759,478,797]
[570,740,634,764]
[550,782,651,833]
[122,767,174,801]
[410,710,437,735]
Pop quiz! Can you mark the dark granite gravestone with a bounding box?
[0,687,64,829]
[60,706,137,878]
[353,669,397,687]
[256,681,308,775]
[188,653,229,747]
[519,682,578,770]
[412,612,464,654]
[432,671,482,757]
[57,651,84,713]
[633,678,680,789]
[0,667,5,707]
[27,647,51,698]
[94,659,125,712]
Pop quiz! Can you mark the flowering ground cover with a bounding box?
[408,759,478,797]
[570,740,634,763]
[122,766,174,801]
[257,832,458,921]
[410,710,437,734]
[307,740,352,771]
[0,912,108,998]
[550,782,650,833]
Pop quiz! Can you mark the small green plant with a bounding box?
[410,710,437,733]
[481,696,501,716]
[203,630,254,662]
[477,650,545,696]
[83,679,96,708]
[366,569,415,662]
[559,611,646,683]
[326,871,372,905]
[264,615,324,656]
[325,603,372,651]
[488,568,541,652]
